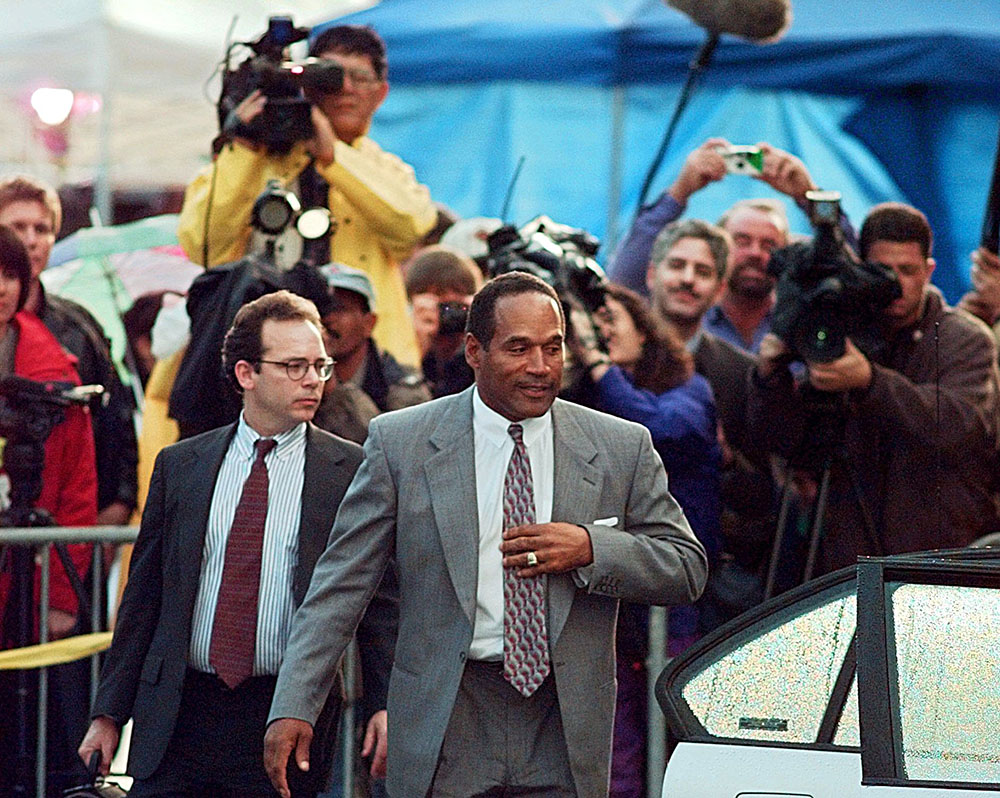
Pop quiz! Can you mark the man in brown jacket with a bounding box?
[749,202,1000,573]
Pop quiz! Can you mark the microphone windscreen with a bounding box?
[667,0,792,43]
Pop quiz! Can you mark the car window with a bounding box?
[678,581,856,743]
[833,676,859,747]
[889,582,1000,784]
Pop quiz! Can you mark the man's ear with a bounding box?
[363,312,378,338]
[234,360,257,392]
[465,332,482,370]
[925,256,936,279]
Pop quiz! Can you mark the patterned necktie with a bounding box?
[503,423,550,697]
[209,437,277,689]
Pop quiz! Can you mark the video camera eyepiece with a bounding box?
[768,190,901,363]
[218,15,344,154]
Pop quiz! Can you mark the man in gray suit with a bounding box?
[78,291,394,797]
[265,272,708,797]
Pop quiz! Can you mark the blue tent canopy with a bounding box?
[321,0,1000,301]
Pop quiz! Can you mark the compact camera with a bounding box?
[716,145,764,176]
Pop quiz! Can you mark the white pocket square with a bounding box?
[594,516,618,527]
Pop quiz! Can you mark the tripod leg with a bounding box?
[803,464,833,583]
[764,478,797,600]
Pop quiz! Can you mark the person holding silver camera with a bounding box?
[178,24,436,370]
[608,138,838,353]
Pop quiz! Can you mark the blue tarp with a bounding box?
[322,0,1000,301]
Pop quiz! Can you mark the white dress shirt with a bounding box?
[469,388,554,661]
[188,415,307,676]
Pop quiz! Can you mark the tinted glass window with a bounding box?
[678,581,856,743]
[889,582,1000,783]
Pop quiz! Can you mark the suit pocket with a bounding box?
[140,655,163,685]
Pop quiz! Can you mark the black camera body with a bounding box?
[218,16,344,154]
[484,216,608,315]
[769,191,901,363]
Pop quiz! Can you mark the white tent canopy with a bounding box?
[0,0,370,190]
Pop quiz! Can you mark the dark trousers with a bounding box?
[429,659,576,797]
[129,669,327,798]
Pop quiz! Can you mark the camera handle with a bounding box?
[763,442,882,600]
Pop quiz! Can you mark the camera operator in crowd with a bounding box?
[0,226,98,792]
[313,262,429,442]
[0,176,138,527]
[749,202,1000,574]
[404,245,481,397]
[609,138,848,353]
[178,23,436,368]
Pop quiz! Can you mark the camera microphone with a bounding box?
[666,0,792,44]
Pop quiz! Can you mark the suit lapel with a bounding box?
[294,425,345,605]
[174,425,235,620]
[426,390,479,629]
[549,401,601,646]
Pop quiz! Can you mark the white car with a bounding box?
[656,548,1000,797]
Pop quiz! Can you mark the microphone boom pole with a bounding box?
[980,121,1000,254]
[633,31,720,217]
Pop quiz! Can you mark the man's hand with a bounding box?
[756,333,792,379]
[264,718,314,798]
[97,501,132,526]
[78,716,119,776]
[361,709,388,778]
[961,247,1000,324]
[807,339,872,392]
[500,523,594,576]
[667,137,730,204]
[755,142,818,204]
[410,293,441,356]
[49,609,77,639]
[307,105,336,167]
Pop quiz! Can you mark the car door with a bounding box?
[658,569,864,797]
[856,552,1000,798]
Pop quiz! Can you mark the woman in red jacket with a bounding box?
[0,225,98,644]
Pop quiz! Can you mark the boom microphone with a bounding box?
[666,0,792,43]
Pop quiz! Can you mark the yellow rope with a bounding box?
[0,632,112,670]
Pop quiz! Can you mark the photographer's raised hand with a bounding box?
[754,142,817,204]
[307,105,336,166]
[807,338,872,392]
[756,332,792,379]
[668,137,730,205]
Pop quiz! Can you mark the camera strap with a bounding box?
[297,159,331,267]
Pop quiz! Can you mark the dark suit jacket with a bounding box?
[91,422,394,781]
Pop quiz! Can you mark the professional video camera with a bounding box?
[217,15,344,154]
[484,216,608,315]
[0,376,102,527]
[768,190,901,363]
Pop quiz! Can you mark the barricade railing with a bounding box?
[0,525,671,798]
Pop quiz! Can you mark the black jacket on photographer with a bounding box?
[38,287,138,516]
[748,286,1000,573]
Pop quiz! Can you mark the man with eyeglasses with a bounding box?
[79,291,396,798]
[178,24,436,370]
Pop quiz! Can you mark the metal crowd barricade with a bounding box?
[1,525,669,798]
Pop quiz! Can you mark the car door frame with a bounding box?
[856,550,1000,793]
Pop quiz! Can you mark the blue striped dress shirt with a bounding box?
[188,416,307,676]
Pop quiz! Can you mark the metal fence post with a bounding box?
[646,605,668,798]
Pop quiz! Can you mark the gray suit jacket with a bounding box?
[270,388,707,797]
[91,422,383,781]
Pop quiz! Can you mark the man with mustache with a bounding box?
[646,219,775,621]
[264,271,707,797]
[609,138,827,353]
